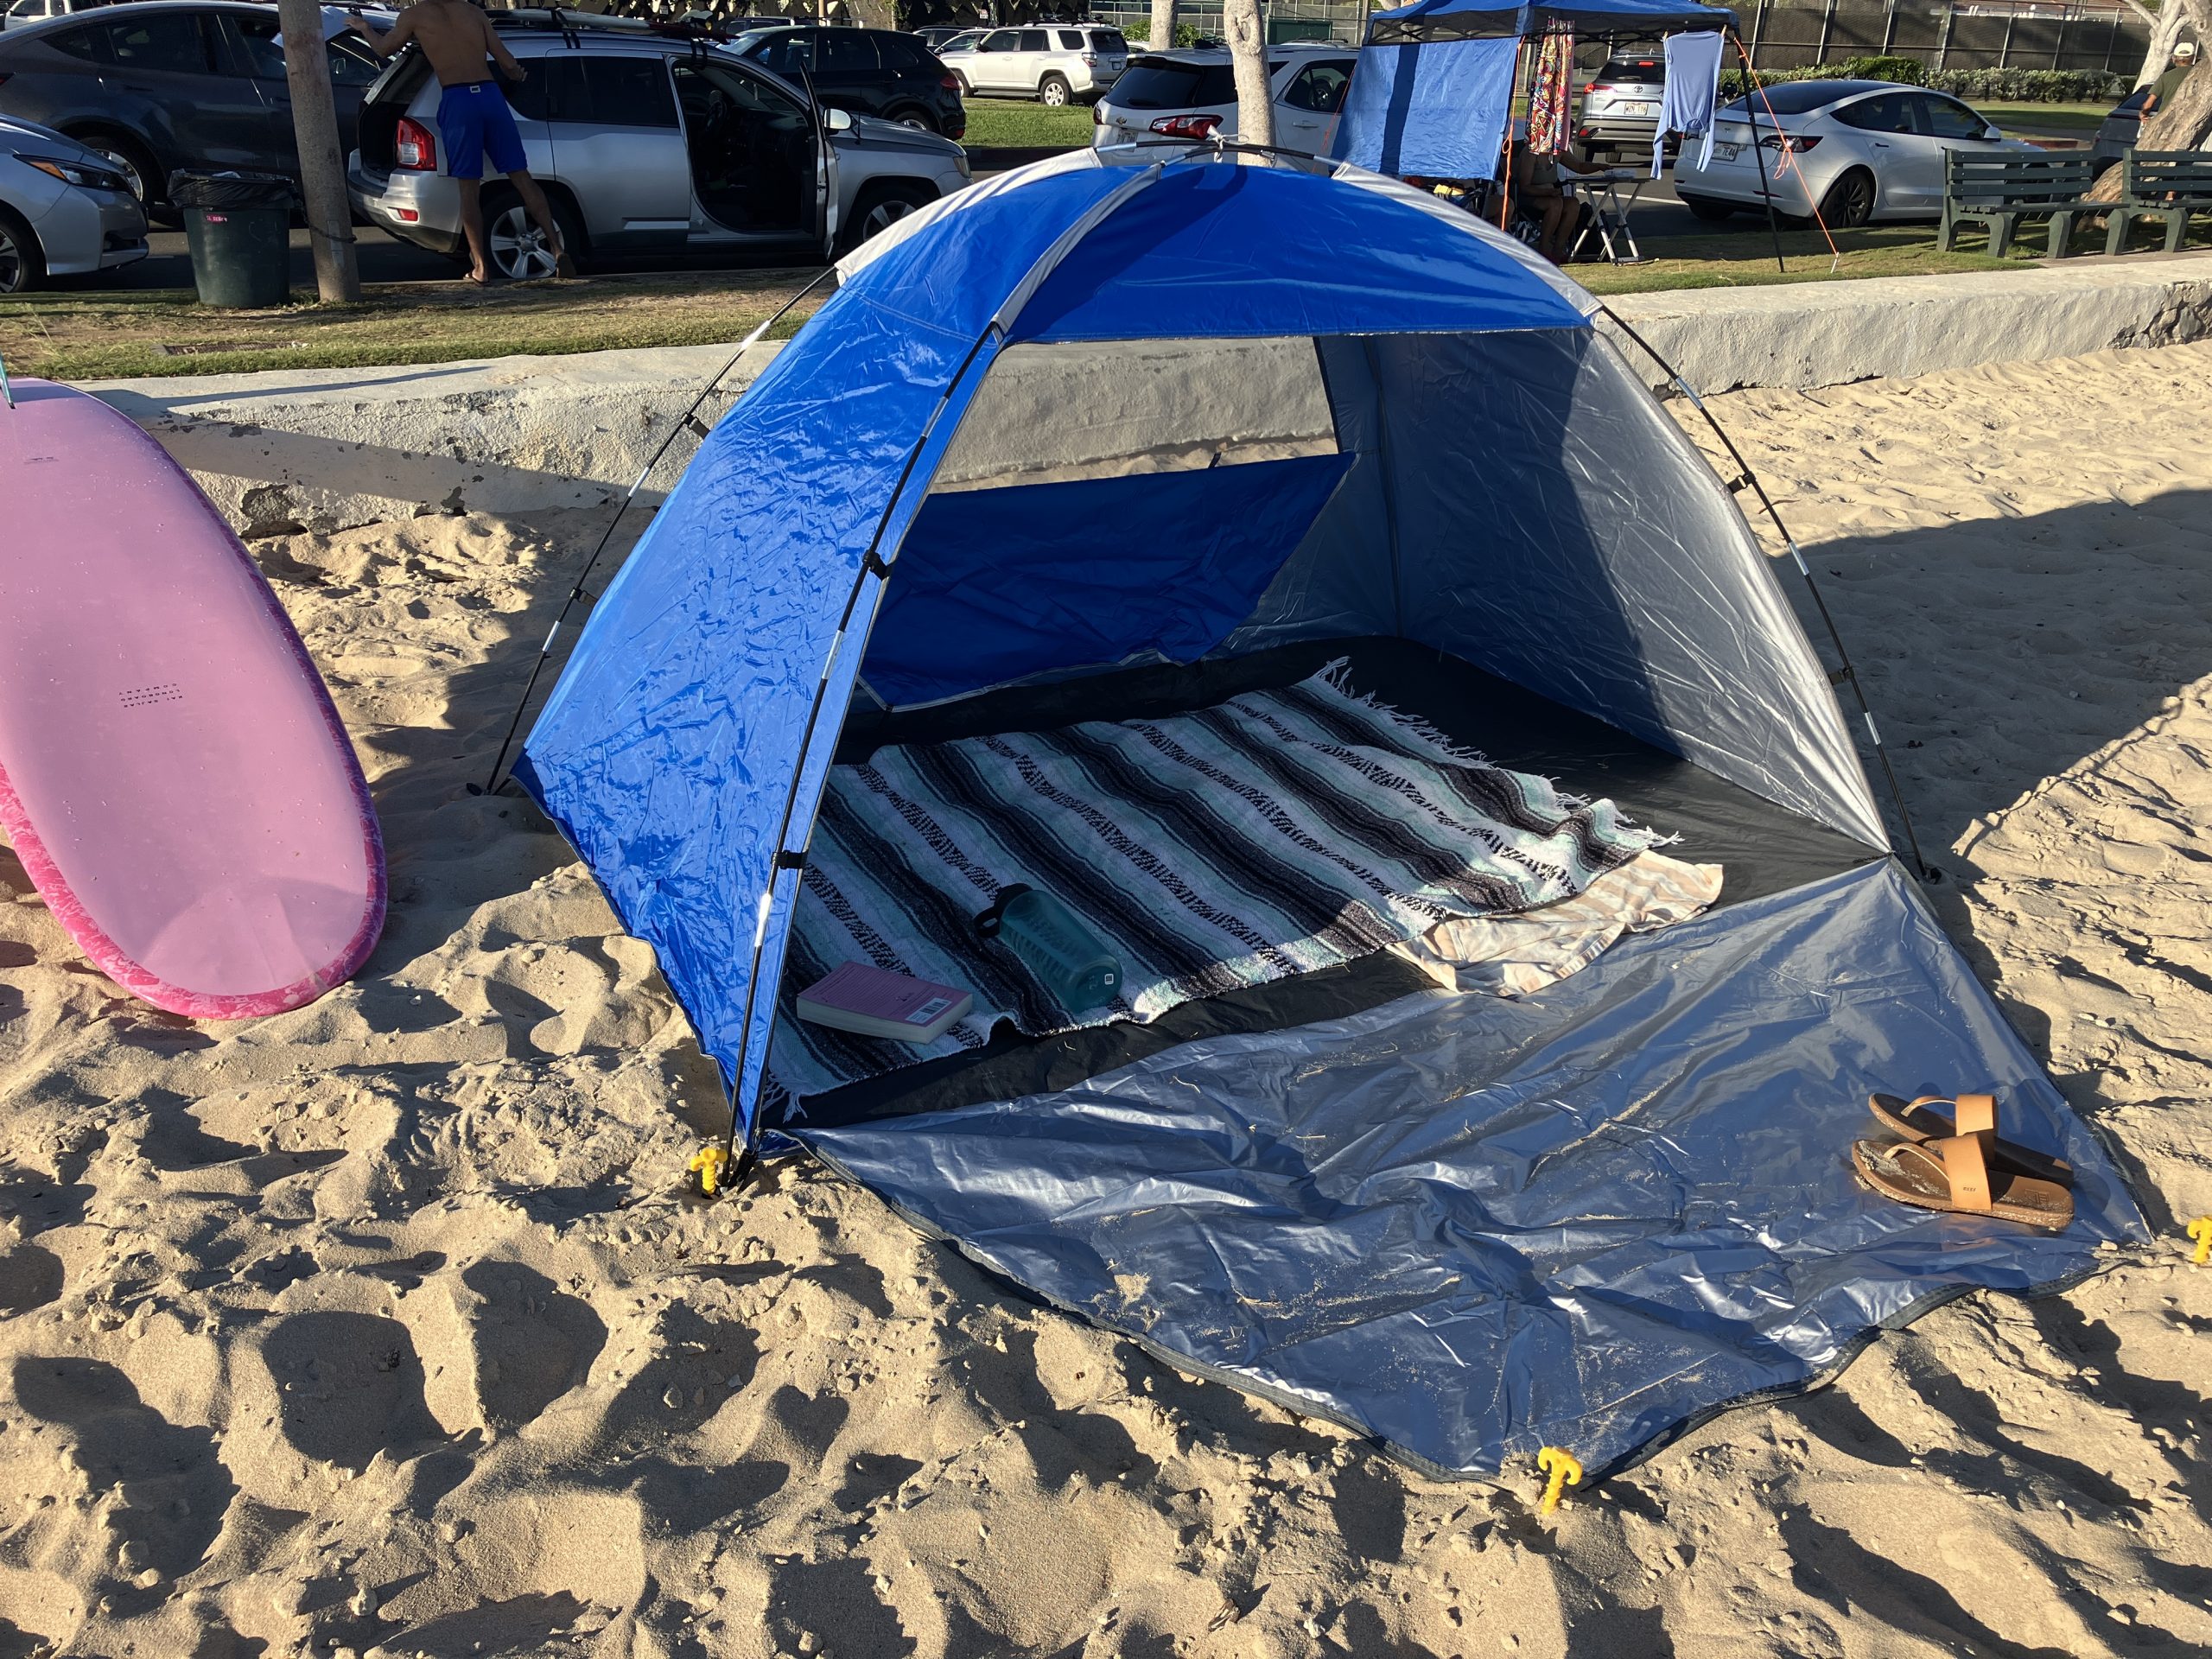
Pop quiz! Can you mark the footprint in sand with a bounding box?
[0,1245,63,1315]
[259,1311,442,1471]
[460,1262,607,1431]
[8,1357,237,1611]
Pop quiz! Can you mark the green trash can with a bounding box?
[170,170,296,308]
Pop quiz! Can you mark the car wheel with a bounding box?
[886,104,938,133]
[0,206,45,296]
[835,180,935,257]
[482,188,585,281]
[952,71,971,96]
[1815,167,1876,230]
[78,130,171,226]
[1039,73,1071,107]
[1680,192,1736,223]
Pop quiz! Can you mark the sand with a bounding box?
[2,340,2210,1657]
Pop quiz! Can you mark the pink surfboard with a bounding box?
[0,378,384,1019]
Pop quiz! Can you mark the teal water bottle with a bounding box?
[976,884,1122,1014]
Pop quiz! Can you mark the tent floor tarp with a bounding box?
[781,637,1878,1132]
[798,857,2145,1482]
[780,639,2145,1482]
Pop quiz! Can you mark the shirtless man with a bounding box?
[346,0,574,282]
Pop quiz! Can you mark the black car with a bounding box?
[0,0,380,219]
[731,25,964,138]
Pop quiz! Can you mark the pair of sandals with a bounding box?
[1851,1092,2075,1230]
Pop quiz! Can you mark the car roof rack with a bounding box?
[487,9,658,35]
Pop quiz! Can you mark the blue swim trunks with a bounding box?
[437,81,526,181]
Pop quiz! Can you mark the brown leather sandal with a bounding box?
[1866,1093,2071,1185]
[1851,1135,2075,1230]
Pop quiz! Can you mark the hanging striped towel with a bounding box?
[768,664,1669,1104]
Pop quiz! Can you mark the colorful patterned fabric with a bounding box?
[769,664,1669,1102]
[1529,30,1578,156]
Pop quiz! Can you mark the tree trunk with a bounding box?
[2087,22,2212,200]
[276,0,359,303]
[2131,0,2189,90]
[1147,0,1176,53]
[1224,0,1274,147]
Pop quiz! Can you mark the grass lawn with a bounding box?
[0,218,2099,382]
[0,269,823,382]
[1575,224,2024,296]
[960,100,1096,149]
[1975,100,2109,136]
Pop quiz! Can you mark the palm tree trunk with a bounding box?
[1224,0,1274,147]
[1147,0,1176,54]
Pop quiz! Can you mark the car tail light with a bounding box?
[394,115,437,171]
[1081,51,1096,64]
[1093,101,1103,125]
[1586,81,1610,93]
[940,73,959,92]
[1150,112,1221,138]
[1758,132,1822,154]
[394,207,419,222]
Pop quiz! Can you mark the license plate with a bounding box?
[1624,101,1656,116]
[1714,142,1741,161]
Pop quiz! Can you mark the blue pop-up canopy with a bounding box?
[1335,0,1736,183]
[518,148,2144,1482]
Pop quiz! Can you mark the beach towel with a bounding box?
[1656,30,1725,177]
[1529,30,1577,156]
[766,666,1675,1105]
[1389,849,1722,995]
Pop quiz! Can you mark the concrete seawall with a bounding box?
[87,250,2212,532]
[1596,251,2212,394]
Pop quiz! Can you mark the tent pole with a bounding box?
[703,163,1173,1192]
[473,264,844,798]
[1726,29,1789,275]
[1597,303,1937,881]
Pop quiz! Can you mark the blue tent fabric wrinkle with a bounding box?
[518,147,2147,1484]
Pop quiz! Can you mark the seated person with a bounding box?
[1502,123,1607,264]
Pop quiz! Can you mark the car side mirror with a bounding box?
[1984,125,2001,141]
[825,105,854,132]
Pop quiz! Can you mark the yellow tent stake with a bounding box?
[1537,1446,1582,1516]
[2188,1217,2212,1266]
[689,1144,730,1199]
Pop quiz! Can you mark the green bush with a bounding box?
[1115,20,1215,47]
[1839,54,1926,85]
[1719,59,2126,104]
[1925,66,2128,102]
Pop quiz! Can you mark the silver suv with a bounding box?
[1575,51,1666,162]
[346,11,968,277]
[940,24,1126,106]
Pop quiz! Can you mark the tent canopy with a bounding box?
[1338,0,1736,175]
[515,148,2144,1480]
[518,150,1875,1126]
[1368,0,1736,43]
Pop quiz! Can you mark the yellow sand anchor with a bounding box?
[1537,1446,1582,1516]
[2188,1217,2212,1266]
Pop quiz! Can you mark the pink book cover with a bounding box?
[796,961,972,1042]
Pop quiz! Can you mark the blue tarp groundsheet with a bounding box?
[517,149,2148,1481]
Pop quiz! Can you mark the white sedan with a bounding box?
[0,115,148,292]
[1673,79,2037,226]
[1091,47,1356,156]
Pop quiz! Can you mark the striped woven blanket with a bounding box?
[768,665,1668,1104]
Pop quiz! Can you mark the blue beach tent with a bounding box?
[518,148,2143,1481]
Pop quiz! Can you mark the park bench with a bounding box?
[1939,152,2096,258]
[2104,150,2212,255]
